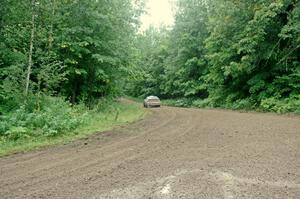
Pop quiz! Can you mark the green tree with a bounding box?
[129,0,300,113]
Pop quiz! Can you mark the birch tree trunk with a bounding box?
[25,0,36,96]
[48,0,55,51]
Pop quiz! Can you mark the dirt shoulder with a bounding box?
[0,106,299,198]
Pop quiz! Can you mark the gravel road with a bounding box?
[0,106,300,199]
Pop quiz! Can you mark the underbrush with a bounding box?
[161,96,300,115]
[0,97,145,156]
[0,97,84,141]
[162,98,194,108]
[260,96,300,114]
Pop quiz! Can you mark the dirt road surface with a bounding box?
[1,106,300,199]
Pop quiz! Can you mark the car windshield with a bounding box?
[147,96,159,100]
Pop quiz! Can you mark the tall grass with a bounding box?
[0,97,146,156]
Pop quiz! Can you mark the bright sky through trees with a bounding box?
[140,0,175,31]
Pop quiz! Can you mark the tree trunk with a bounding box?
[25,0,36,96]
[48,0,55,51]
[71,79,77,105]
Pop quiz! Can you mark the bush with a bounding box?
[3,127,29,141]
[0,96,83,140]
[260,96,300,114]
[162,98,194,107]
[155,94,300,115]
[192,98,215,108]
[230,98,255,110]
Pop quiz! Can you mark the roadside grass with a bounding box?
[0,100,146,157]
[161,98,300,116]
[161,98,194,108]
[161,98,260,111]
[125,96,144,103]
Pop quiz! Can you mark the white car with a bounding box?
[143,96,161,108]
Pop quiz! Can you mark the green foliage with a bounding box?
[0,100,145,156]
[127,0,300,115]
[1,0,143,105]
[0,97,82,140]
[162,98,194,107]
[0,0,145,142]
[126,0,209,99]
[192,98,216,108]
[260,95,300,114]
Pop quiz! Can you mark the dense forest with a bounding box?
[127,0,300,113]
[0,0,143,141]
[1,0,300,143]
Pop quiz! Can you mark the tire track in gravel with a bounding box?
[0,106,174,170]
[1,105,300,199]
[0,107,179,192]
[2,108,199,197]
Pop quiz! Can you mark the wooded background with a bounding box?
[127,0,300,113]
[1,0,300,141]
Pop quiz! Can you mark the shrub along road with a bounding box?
[0,106,300,198]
